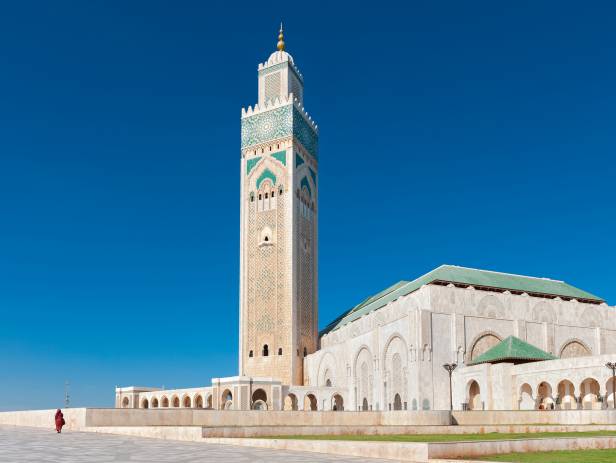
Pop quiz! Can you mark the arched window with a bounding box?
[250,192,254,202]
[258,194,262,200]
[272,190,275,197]
[303,347,308,357]
[264,236,269,242]
[278,348,283,355]
[249,350,253,358]
[279,186,283,195]
[263,345,269,356]
[265,192,269,199]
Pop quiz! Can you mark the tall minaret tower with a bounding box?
[239,27,318,386]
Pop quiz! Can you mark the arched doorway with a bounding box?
[362,397,369,411]
[284,394,298,411]
[194,395,203,408]
[221,389,232,410]
[183,396,191,408]
[468,381,482,410]
[161,396,169,407]
[304,393,317,411]
[393,393,402,411]
[332,394,344,411]
[141,398,149,409]
[580,378,600,409]
[537,382,554,410]
[252,389,268,410]
[206,394,213,409]
[151,397,159,408]
[172,396,180,408]
[518,384,534,410]
[122,397,129,408]
[557,380,576,410]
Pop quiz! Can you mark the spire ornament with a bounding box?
[277,22,285,51]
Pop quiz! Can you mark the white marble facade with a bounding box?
[304,278,616,411]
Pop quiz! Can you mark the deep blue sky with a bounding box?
[1,1,615,410]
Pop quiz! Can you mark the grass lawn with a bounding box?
[476,448,616,462]
[263,431,616,442]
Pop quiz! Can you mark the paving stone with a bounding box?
[0,426,389,463]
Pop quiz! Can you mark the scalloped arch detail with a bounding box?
[256,168,277,189]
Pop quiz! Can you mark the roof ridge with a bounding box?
[444,264,565,284]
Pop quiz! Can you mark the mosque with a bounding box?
[115,28,616,413]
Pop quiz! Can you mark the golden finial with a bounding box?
[277,22,285,51]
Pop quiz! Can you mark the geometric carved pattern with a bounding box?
[560,340,592,358]
[241,104,318,159]
[265,72,281,102]
[242,106,292,150]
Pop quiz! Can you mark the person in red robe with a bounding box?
[54,409,65,433]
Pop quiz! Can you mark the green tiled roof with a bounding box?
[320,265,603,336]
[469,336,557,365]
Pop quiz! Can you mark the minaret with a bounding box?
[239,27,319,386]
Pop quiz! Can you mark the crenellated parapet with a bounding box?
[241,94,318,132]
[241,94,318,160]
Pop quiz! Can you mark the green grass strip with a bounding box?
[476,448,616,462]
[261,431,616,443]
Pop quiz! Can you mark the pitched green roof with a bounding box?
[469,336,557,365]
[320,265,604,336]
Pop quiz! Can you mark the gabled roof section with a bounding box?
[468,336,557,365]
[320,265,604,336]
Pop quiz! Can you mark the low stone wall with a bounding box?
[83,409,451,427]
[2,408,615,431]
[87,426,204,441]
[201,423,616,438]
[203,437,431,462]
[205,436,616,462]
[428,436,616,459]
[0,408,87,430]
[453,410,616,425]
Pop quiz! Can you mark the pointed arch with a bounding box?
[468,331,502,361]
[559,339,592,358]
[256,168,277,189]
[382,333,408,410]
[317,351,337,387]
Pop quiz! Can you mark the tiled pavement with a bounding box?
[0,426,392,463]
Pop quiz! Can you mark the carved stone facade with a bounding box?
[304,274,616,411]
[239,47,318,386]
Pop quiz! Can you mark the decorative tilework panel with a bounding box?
[241,105,292,149]
[292,107,318,159]
[246,156,262,175]
[300,176,312,197]
[257,168,277,189]
[309,167,317,186]
[271,150,287,166]
[295,153,304,167]
[241,105,318,160]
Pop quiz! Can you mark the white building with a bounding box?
[116,29,616,413]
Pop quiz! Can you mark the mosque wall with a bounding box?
[308,283,616,411]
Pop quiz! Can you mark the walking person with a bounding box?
[54,409,65,433]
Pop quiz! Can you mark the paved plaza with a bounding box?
[0,426,389,463]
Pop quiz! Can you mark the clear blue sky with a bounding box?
[1,1,615,410]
